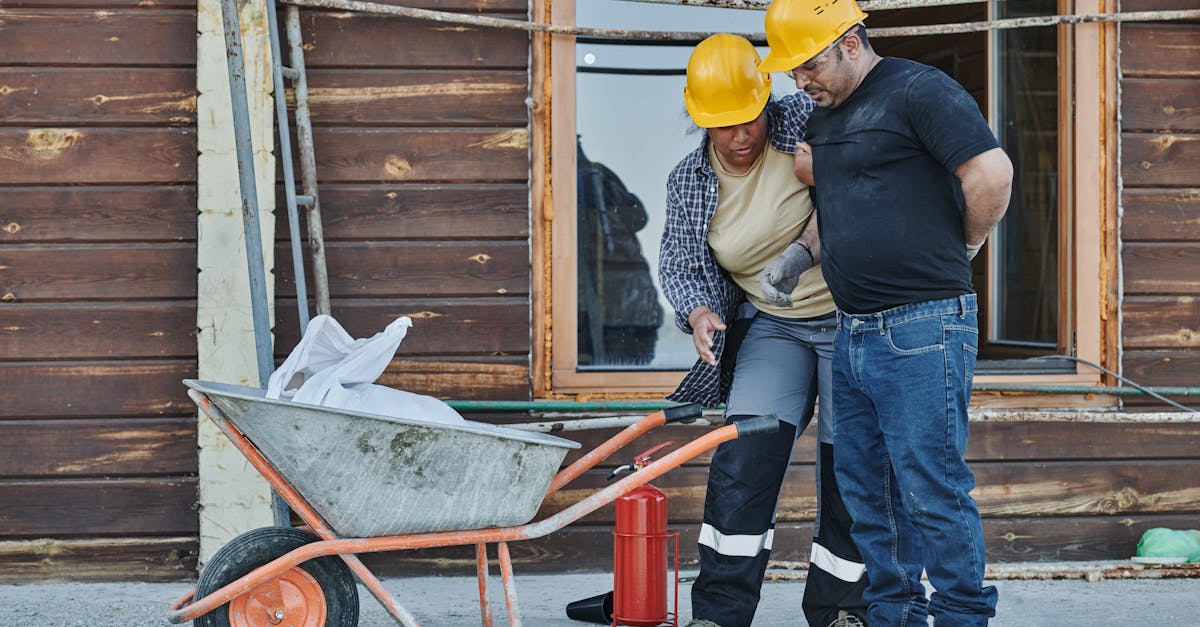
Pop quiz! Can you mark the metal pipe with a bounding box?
[974,384,1200,397]
[218,0,290,529]
[280,0,1200,41]
[445,384,1200,413]
[507,414,716,434]
[447,399,681,412]
[218,0,274,388]
[620,0,987,9]
[266,0,311,332]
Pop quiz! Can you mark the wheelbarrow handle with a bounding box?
[734,414,780,438]
[662,403,703,424]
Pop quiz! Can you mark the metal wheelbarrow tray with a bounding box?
[184,379,579,537]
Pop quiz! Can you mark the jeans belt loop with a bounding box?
[875,312,885,335]
[959,294,967,318]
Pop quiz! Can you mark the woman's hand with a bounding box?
[688,306,726,367]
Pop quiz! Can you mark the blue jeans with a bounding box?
[832,294,997,626]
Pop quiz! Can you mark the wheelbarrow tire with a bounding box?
[193,526,359,627]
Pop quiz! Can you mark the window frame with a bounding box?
[543,0,685,394]
[532,0,1119,407]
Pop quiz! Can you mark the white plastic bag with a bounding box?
[267,315,465,426]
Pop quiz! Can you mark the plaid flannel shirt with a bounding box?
[659,92,815,407]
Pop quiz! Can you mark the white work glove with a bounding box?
[966,240,984,260]
[760,242,814,307]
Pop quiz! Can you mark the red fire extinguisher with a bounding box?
[609,442,679,627]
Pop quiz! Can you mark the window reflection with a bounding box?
[574,1,780,371]
[576,140,663,367]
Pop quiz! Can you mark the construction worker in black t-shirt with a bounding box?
[759,0,1014,625]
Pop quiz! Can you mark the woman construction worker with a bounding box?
[658,33,868,627]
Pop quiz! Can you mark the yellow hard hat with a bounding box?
[758,0,869,74]
[684,33,772,129]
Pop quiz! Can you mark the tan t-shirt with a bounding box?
[706,143,835,319]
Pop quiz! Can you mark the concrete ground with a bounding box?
[1,566,1198,626]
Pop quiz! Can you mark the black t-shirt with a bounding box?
[807,57,1000,314]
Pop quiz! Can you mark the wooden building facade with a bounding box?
[0,0,1197,581]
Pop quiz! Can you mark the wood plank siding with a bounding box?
[1119,1,1200,395]
[276,1,532,399]
[0,0,200,580]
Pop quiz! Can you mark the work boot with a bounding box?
[827,610,866,627]
[684,620,724,627]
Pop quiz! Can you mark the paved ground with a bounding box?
[1,566,1198,626]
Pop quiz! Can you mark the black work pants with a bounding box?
[692,425,867,627]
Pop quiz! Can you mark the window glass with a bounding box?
[574,1,794,370]
[992,0,1059,347]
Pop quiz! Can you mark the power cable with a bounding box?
[1027,355,1199,414]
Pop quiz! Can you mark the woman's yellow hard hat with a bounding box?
[684,33,772,129]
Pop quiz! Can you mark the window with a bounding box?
[546,0,789,393]
[537,0,1114,403]
[991,0,1060,350]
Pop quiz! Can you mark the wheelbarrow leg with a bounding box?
[341,553,421,627]
[498,541,522,627]
[476,543,495,627]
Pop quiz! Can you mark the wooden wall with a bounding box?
[271,0,532,400]
[2,0,1198,583]
[0,0,200,580]
[0,0,533,581]
[1119,1,1200,394]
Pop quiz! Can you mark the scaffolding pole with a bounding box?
[218,0,290,527]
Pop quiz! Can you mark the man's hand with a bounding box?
[760,242,814,307]
[793,141,814,185]
[687,306,726,367]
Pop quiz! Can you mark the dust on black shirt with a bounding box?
[807,57,1000,314]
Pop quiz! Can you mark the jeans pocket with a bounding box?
[885,315,943,355]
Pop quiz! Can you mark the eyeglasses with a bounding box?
[784,33,848,79]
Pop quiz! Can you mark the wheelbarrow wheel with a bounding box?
[193,526,359,627]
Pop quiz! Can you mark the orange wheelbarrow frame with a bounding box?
[168,388,777,626]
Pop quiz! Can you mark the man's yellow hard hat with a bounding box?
[684,33,772,129]
[758,0,869,74]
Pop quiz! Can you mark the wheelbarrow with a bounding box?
[168,379,778,626]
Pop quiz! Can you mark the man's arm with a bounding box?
[956,147,1013,253]
[795,204,820,264]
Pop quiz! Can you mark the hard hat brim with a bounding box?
[757,51,805,74]
[685,85,770,129]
